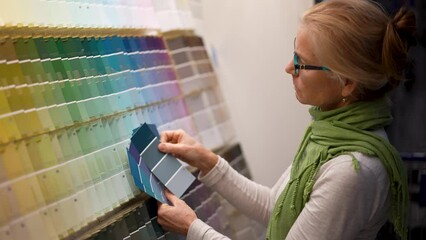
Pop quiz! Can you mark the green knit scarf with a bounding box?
[266,98,408,240]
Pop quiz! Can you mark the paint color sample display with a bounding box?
[129,123,195,199]
[0,34,186,240]
[1,27,235,240]
[1,1,238,238]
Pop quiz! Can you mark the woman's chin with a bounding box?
[295,93,305,104]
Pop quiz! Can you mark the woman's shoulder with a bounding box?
[318,152,389,186]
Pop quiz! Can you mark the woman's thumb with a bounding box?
[164,189,182,206]
[158,142,180,155]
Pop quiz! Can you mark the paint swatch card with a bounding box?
[127,123,195,203]
[127,136,169,204]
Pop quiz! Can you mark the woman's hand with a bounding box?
[158,129,218,175]
[157,190,197,235]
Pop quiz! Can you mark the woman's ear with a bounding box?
[341,79,358,99]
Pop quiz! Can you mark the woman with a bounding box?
[157,0,416,239]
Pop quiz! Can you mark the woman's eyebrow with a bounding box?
[294,50,307,62]
[294,38,310,63]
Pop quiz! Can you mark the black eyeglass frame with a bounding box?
[293,52,331,76]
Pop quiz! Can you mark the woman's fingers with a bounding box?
[160,130,178,143]
[157,190,197,235]
[164,190,179,205]
[160,129,186,144]
[158,142,185,156]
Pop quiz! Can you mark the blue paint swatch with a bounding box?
[127,141,168,204]
[127,123,194,199]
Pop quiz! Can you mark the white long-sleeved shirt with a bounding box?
[187,135,391,240]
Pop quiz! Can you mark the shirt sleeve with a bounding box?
[186,156,292,240]
[199,156,277,225]
[286,154,390,240]
[187,219,230,240]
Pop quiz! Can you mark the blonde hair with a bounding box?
[302,0,416,100]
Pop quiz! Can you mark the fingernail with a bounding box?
[158,143,165,150]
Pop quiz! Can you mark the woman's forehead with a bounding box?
[294,28,318,61]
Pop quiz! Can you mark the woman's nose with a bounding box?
[285,59,295,75]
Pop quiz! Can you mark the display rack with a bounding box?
[0,1,266,240]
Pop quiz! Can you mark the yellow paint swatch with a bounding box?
[39,208,59,240]
[0,184,20,221]
[13,110,42,138]
[0,115,21,143]
[16,86,35,110]
[0,142,34,181]
[0,226,15,240]
[9,175,46,216]
[46,203,67,238]
[0,188,10,226]
[0,89,11,115]
[0,143,26,180]
[37,166,72,204]
[25,137,43,171]
[29,84,46,108]
[50,134,65,163]
[0,156,5,183]
[0,63,7,87]
[36,107,55,132]
[15,141,34,175]
[4,88,24,112]
[16,211,52,240]
[9,219,32,240]
[57,197,80,233]
[35,134,59,169]
[3,62,26,86]
[56,164,75,198]
[67,156,92,191]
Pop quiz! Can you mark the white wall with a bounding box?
[197,0,314,186]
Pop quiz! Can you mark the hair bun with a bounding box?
[381,7,416,83]
[392,8,416,35]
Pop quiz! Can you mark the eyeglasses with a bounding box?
[293,52,330,76]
